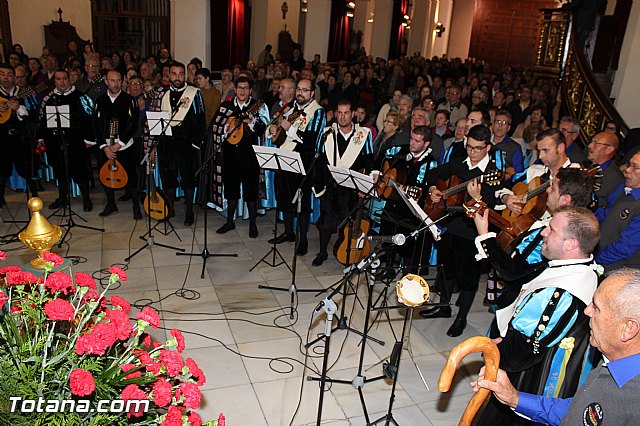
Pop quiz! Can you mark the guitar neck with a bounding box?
[444,175,480,197]
[526,180,551,199]
[487,208,513,231]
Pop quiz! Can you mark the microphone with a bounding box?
[368,234,406,246]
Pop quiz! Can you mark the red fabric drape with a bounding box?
[328,0,350,62]
[388,0,408,59]
[210,0,250,70]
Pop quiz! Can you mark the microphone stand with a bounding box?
[176,122,238,277]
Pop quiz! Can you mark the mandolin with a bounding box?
[464,199,537,254]
[0,83,49,124]
[143,148,171,221]
[502,166,600,221]
[375,159,423,201]
[424,169,503,219]
[99,119,129,189]
[225,100,265,145]
[333,204,371,265]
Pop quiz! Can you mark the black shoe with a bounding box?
[376,267,399,282]
[216,222,235,234]
[184,211,194,226]
[249,223,258,238]
[99,203,118,217]
[133,209,143,220]
[447,317,467,337]
[312,253,328,266]
[118,194,131,202]
[268,233,295,244]
[49,198,66,210]
[83,199,93,212]
[297,240,308,256]
[419,306,452,319]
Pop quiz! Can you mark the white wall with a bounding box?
[8,0,92,58]
[171,0,210,67]
[447,0,475,59]
[611,0,640,128]
[407,0,428,57]
[370,0,392,59]
[303,0,331,61]
[433,0,453,57]
[250,0,301,61]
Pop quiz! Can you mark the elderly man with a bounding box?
[594,150,640,271]
[474,267,640,426]
[474,204,600,425]
[587,131,624,208]
[559,116,586,163]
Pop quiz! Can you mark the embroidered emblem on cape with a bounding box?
[620,208,630,220]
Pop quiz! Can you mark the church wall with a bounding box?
[171,0,210,67]
[302,0,331,61]
[611,0,640,128]
[8,0,92,58]
[447,0,475,59]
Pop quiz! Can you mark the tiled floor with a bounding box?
[1,188,494,425]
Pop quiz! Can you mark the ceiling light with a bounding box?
[348,1,356,8]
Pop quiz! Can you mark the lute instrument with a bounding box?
[98,119,129,189]
[225,99,265,145]
[333,203,371,265]
[0,83,49,124]
[272,109,306,147]
[424,169,503,219]
[375,159,423,201]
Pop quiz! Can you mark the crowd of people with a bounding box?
[2,39,639,425]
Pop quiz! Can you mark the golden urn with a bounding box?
[18,197,63,268]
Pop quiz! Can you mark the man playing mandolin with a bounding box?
[215,76,269,238]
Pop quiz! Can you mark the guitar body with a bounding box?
[333,218,371,265]
[376,161,406,200]
[99,160,129,189]
[424,176,465,219]
[501,176,548,221]
[144,189,171,221]
[225,116,244,145]
[0,83,49,124]
[0,107,11,125]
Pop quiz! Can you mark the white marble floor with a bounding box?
[1,188,495,426]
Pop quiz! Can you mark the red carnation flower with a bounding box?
[187,412,202,426]
[44,298,75,321]
[160,349,184,377]
[120,384,148,418]
[121,363,142,379]
[5,270,39,286]
[109,265,128,282]
[186,358,206,386]
[105,309,132,341]
[69,369,96,396]
[170,328,186,354]
[41,252,64,268]
[75,322,117,355]
[44,271,74,295]
[0,250,6,260]
[74,272,97,290]
[0,292,8,307]
[141,333,152,348]
[0,265,21,276]
[179,382,202,409]
[151,379,173,407]
[161,405,183,426]
[110,295,131,313]
[136,306,160,328]
[217,413,226,426]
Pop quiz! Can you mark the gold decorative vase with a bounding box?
[18,197,63,268]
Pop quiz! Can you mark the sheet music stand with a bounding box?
[256,146,325,319]
[249,145,297,272]
[45,104,104,246]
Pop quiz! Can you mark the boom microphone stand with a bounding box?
[176,126,238,277]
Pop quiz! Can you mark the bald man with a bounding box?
[587,131,624,208]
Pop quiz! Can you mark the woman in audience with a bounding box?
[373,111,403,162]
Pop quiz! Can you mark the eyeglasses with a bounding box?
[383,119,397,125]
[86,64,99,68]
[495,119,510,126]
[466,144,487,152]
[590,140,612,148]
[626,162,640,171]
[129,82,142,86]
[296,87,311,92]
[236,86,250,91]
[605,126,617,131]
[560,129,577,135]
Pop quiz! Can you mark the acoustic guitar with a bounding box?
[375,159,423,201]
[424,169,503,219]
[99,119,129,189]
[502,166,600,221]
[271,109,305,147]
[0,83,49,124]
[333,205,371,266]
[143,149,171,221]
[225,100,265,145]
[464,199,537,254]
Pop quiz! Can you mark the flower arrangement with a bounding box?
[0,250,224,426]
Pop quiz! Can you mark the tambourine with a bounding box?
[396,274,430,307]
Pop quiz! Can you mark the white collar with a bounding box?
[170,83,187,92]
[411,148,432,162]
[54,86,75,96]
[234,97,250,109]
[108,90,122,102]
[464,153,490,171]
[547,255,594,268]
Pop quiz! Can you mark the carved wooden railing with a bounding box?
[534,9,628,142]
